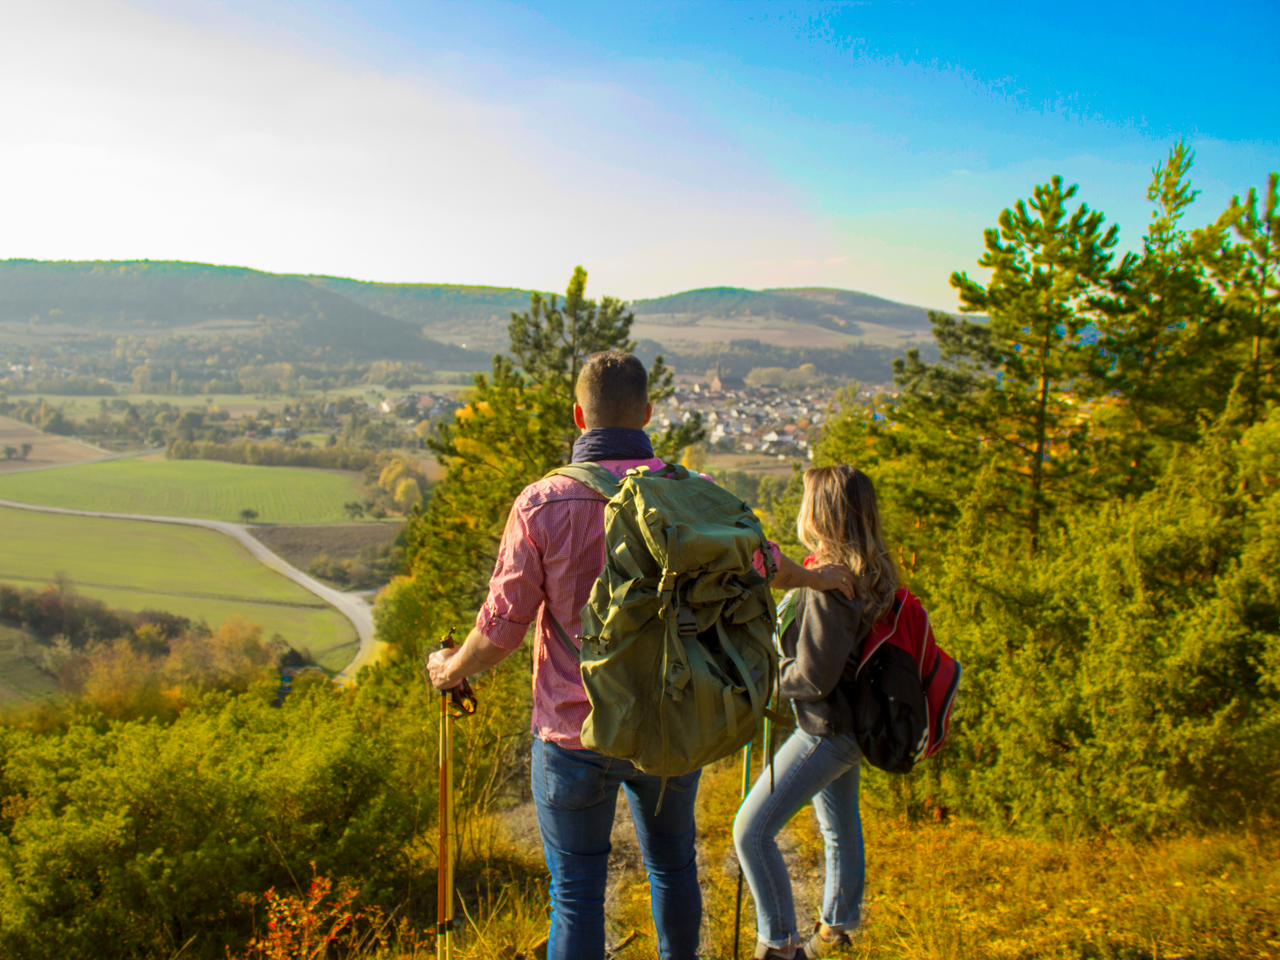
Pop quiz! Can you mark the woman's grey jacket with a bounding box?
[777,588,872,737]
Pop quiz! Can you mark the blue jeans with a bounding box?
[531,738,702,960]
[732,729,865,950]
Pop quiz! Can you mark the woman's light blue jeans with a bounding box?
[732,729,865,950]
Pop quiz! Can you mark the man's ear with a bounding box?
[573,403,588,430]
[642,402,652,427]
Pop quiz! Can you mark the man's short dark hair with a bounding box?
[576,351,648,427]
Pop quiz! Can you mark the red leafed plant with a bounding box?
[231,874,388,960]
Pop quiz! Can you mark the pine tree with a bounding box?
[508,265,635,438]
[1194,171,1280,426]
[917,176,1119,551]
[648,353,706,460]
[1088,143,1226,494]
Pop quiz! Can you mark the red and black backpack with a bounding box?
[778,586,960,773]
[851,588,960,772]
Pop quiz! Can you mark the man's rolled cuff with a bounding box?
[475,602,533,650]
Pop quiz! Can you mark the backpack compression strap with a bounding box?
[540,461,684,658]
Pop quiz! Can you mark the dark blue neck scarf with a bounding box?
[572,427,655,463]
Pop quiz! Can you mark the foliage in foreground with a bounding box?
[0,647,532,960]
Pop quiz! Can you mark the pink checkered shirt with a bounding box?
[476,458,780,750]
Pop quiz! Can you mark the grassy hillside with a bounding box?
[0,459,362,523]
[0,506,357,670]
[0,623,59,706]
[0,260,491,365]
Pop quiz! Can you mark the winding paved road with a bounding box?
[0,493,380,683]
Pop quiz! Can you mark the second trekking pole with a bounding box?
[732,738,753,960]
[432,628,477,960]
[437,675,453,960]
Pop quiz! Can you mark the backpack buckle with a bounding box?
[576,634,606,655]
[677,606,698,637]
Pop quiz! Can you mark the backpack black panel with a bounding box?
[849,644,928,773]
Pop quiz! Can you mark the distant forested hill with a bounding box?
[308,276,538,326]
[631,286,935,335]
[0,259,937,378]
[305,278,939,374]
[0,260,490,366]
[305,276,539,352]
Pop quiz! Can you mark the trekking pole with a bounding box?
[432,628,477,960]
[437,666,452,960]
[732,738,753,960]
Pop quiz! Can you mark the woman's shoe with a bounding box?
[753,942,798,960]
[800,923,854,958]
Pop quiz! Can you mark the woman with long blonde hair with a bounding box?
[733,464,899,959]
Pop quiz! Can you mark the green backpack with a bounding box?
[544,462,780,799]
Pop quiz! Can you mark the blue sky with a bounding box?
[1,0,1275,309]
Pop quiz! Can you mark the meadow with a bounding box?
[0,457,363,523]
[0,506,358,671]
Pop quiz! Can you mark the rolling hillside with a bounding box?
[630,286,935,335]
[1,259,941,376]
[309,276,940,355]
[0,260,489,366]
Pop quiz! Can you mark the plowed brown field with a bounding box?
[0,416,105,473]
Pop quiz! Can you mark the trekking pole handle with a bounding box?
[432,627,478,718]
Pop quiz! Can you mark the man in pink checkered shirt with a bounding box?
[429,351,853,960]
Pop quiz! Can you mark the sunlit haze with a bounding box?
[2,0,1276,309]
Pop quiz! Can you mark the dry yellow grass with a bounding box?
[398,755,1279,960]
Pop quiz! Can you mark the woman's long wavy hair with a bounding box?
[797,464,899,621]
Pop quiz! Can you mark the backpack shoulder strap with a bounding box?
[545,609,581,662]
[776,588,802,640]
[544,462,624,498]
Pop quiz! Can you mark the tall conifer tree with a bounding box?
[1194,172,1280,426]
[1088,143,1225,494]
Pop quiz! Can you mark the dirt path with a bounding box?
[0,494,379,683]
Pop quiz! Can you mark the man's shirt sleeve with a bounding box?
[475,498,547,650]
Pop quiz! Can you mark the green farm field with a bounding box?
[1,383,468,420]
[0,506,358,671]
[0,458,362,524]
[0,392,289,420]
